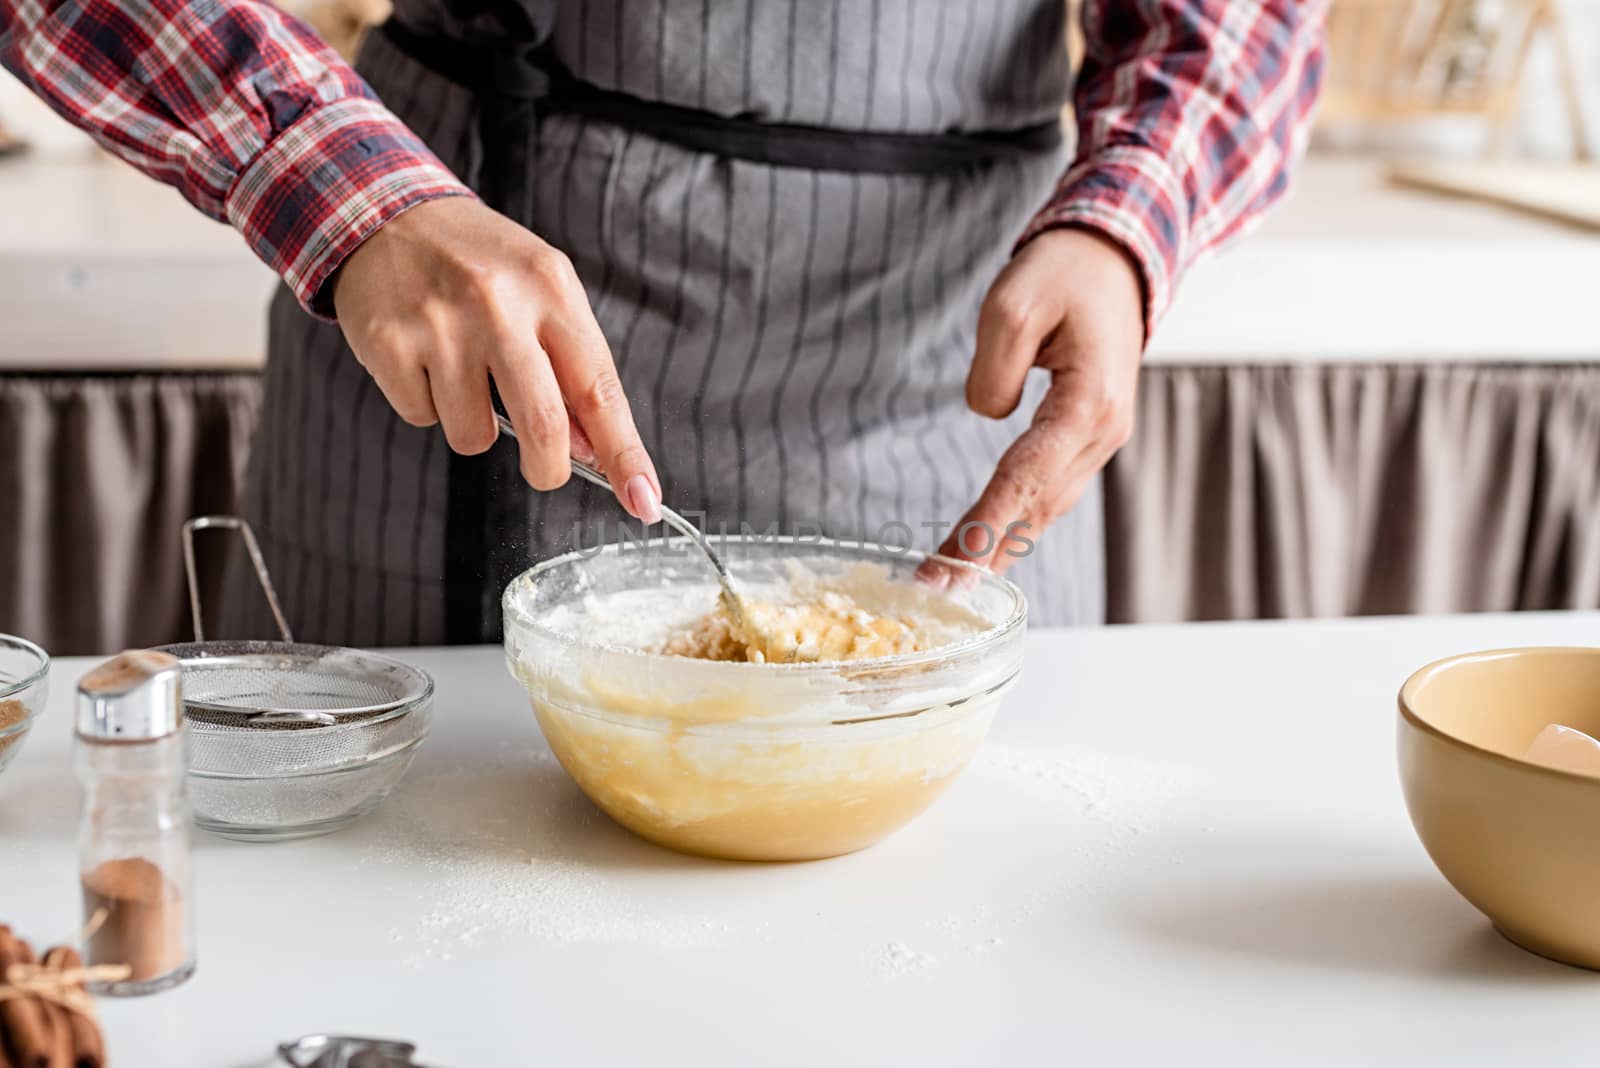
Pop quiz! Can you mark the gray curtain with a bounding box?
[1107,362,1600,622]
[5,360,1599,654]
[0,374,260,656]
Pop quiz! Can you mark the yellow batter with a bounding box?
[659,590,927,664]
[534,696,996,861]
[509,562,1014,860]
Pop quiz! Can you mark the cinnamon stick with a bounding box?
[0,930,50,1068]
[0,928,12,1068]
[39,950,100,1068]
[36,1005,69,1068]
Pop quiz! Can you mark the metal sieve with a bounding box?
[161,517,433,841]
[159,640,431,773]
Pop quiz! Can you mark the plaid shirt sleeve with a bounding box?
[1020,0,1329,329]
[0,0,475,317]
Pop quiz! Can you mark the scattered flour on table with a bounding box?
[871,936,995,977]
[934,740,1213,907]
[880,942,939,975]
[970,740,1200,836]
[871,742,1205,978]
[358,747,741,966]
[360,739,1206,971]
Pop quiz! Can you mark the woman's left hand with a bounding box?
[933,227,1146,575]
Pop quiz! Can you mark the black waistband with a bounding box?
[376,19,1062,176]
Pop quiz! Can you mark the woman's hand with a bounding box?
[332,197,663,523]
[935,227,1145,574]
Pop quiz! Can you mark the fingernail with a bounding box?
[625,474,662,525]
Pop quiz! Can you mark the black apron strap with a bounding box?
[374,19,1062,177]
[376,21,552,644]
[548,81,1062,175]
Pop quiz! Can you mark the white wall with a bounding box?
[1523,0,1600,155]
[0,74,93,155]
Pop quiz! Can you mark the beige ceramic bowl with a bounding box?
[1399,647,1600,969]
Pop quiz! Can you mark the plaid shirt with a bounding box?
[1,0,1324,327]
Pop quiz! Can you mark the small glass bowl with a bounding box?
[504,536,1027,861]
[0,635,50,778]
[160,642,434,842]
[187,741,428,842]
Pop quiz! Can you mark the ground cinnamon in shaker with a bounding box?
[80,859,184,983]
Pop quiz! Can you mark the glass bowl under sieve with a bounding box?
[159,641,433,842]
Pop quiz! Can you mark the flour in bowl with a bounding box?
[542,563,989,665]
[662,590,929,663]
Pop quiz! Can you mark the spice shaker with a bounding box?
[75,650,196,995]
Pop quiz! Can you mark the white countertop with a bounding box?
[1,152,1596,371]
[1148,158,1600,364]
[6,612,1600,1066]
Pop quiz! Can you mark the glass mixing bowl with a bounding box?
[503,536,1027,861]
[0,634,50,778]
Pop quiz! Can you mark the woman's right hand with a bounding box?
[331,196,663,523]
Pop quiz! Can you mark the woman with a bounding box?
[2,0,1324,645]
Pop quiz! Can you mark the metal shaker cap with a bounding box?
[76,650,183,740]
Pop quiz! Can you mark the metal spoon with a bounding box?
[493,415,751,631]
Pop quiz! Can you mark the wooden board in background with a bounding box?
[1388,160,1600,231]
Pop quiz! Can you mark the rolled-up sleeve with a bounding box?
[1019,0,1329,329]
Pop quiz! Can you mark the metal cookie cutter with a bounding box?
[278,1034,438,1068]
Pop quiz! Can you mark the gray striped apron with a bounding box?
[226,0,1105,646]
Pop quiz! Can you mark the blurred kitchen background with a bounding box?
[2,0,1598,655]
